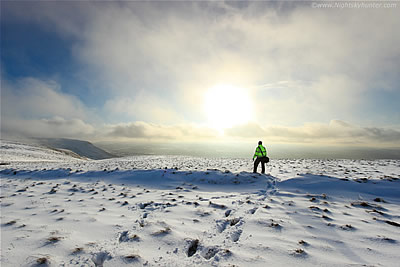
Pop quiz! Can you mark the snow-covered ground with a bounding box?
[1,140,400,266]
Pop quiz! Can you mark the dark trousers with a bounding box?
[253,157,268,174]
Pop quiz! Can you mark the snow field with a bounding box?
[1,140,400,266]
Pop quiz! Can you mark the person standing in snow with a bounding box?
[253,141,269,174]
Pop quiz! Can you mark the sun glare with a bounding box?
[204,84,253,130]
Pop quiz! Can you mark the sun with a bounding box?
[204,84,253,130]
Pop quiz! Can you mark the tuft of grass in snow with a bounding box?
[322,215,333,221]
[46,236,62,243]
[293,248,307,256]
[351,201,384,210]
[35,256,50,266]
[72,247,84,254]
[270,222,282,229]
[340,224,355,230]
[209,201,227,209]
[366,209,385,216]
[124,254,140,262]
[48,188,57,194]
[28,254,51,266]
[298,240,308,246]
[374,197,386,203]
[152,227,171,236]
[4,220,17,226]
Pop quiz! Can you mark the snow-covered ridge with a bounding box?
[0,140,86,162]
[2,140,399,182]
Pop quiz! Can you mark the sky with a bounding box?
[1,1,400,157]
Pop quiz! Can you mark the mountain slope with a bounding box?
[34,138,116,160]
[0,140,84,162]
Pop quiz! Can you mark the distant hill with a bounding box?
[34,138,116,160]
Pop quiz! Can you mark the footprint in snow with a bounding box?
[201,246,219,260]
[230,217,241,226]
[231,229,242,242]
[216,219,229,233]
[247,207,258,214]
[119,231,140,242]
[91,251,112,267]
[186,239,199,257]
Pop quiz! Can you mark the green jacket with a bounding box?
[253,145,267,160]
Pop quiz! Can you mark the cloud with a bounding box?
[225,120,400,146]
[1,77,89,120]
[73,2,400,125]
[99,119,400,145]
[1,77,97,139]
[2,78,399,147]
[105,121,218,141]
[0,76,217,141]
[1,1,399,140]
[1,117,95,139]
[5,1,398,125]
